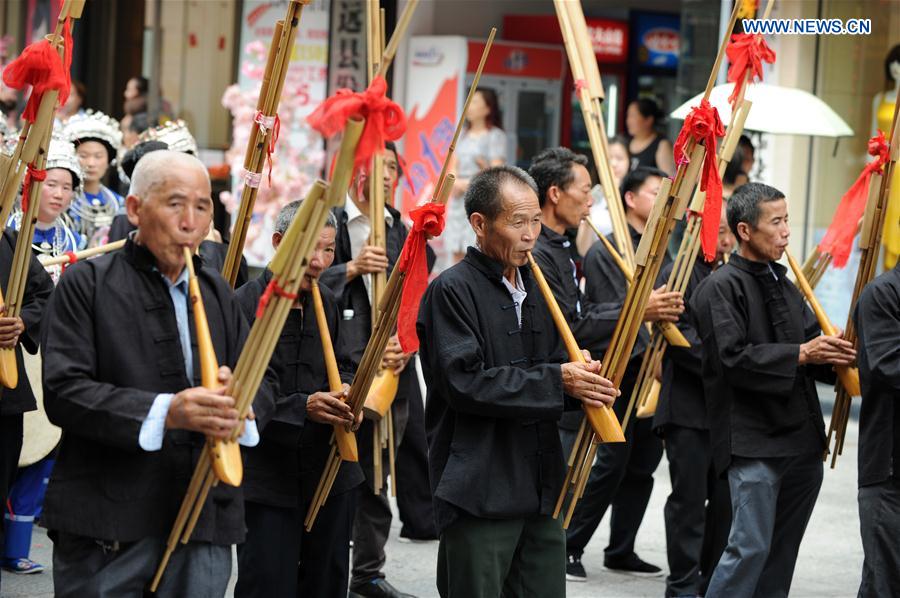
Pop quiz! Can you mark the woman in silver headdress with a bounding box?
[8,133,86,283]
[63,110,124,247]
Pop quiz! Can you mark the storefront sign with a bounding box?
[502,14,628,64]
[633,12,680,70]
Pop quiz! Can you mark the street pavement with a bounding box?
[1,418,864,598]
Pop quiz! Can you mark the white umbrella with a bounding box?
[670,82,853,137]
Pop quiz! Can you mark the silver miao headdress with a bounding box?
[46,130,85,190]
[64,109,123,158]
[140,119,198,154]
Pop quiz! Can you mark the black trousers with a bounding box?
[0,414,23,595]
[395,367,437,540]
[562,400,663,560]
[858,478,900,598]
[663,425,731,597]
[237,490,356,598]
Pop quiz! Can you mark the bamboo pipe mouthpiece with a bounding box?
[526,251,625,443]
[0,286,18,389]
[657,321,691,348]
[363,367,399,421]
[635,378,661,419]
[785,249,861,398]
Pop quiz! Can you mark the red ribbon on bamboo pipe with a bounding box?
[725,33,775,108]
[255,277,298,320]
[306,76,406,176]
[20,164,46,214]
[396,202,445,353]
[818,131,890,268]
[2,10,73,123]
[674,99,725,262]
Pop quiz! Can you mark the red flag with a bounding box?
[396,202,446,353]
[818,132,890,268]
[725,33,775,109]
[673,99,726,262]
[306,76,406,176]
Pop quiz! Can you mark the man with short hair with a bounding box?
[417,165,619,597]
[854,256,900,598]
[692,182,855,597]
[235,200,363,598]
[41,150,274,597]
[565,166,683,579]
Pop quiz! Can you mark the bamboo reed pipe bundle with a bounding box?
[555,0,743,527]
[554,0,632,267]
[222,0,307,287]
[151,117,364,592]
[827,92,899,467]
[0,0,85,389]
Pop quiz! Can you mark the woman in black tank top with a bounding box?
[626,98,675,175]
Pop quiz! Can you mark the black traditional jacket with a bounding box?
[691,253,833,475]
[653,258,713,434]
[417,247,574,533]
[0,230,54,416]
[41,240,275,544]
[854,263,900,487]
[235,270,363,508]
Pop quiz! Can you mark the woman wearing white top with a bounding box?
[445,89,507,264]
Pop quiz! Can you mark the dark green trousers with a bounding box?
[436,514,565,598]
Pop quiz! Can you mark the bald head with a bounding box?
[129,149,210,200]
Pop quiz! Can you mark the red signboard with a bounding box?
[466,39,565,79]
[502,14,628,64]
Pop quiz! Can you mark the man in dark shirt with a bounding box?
[854,261,900,598]
[692,182,855,597]
[565,166,684,579]
[653,208,734,597]
[234,201,363,597]
[417,165,619,597]
[41,151,274,597]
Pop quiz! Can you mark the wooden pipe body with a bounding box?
[526,252,624,443]
[184,248,243,486]
[0,285,18,389]
[311,280,358,462]
[785,250,861,397]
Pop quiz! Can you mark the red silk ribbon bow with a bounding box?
[818,131,890,268]
[255,277,298,320]
[2,12,72,123]
[306,76,406,175]
[674,99,725,262]
[21,164,47,214]
[726,33,775,109]
[396,202,446,353]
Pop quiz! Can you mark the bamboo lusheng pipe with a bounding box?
[828,127,897,467]
[554,0,632,268]
[307,177,458,528]
[555,0,743,526]
[222,0,306,287]
[527,252,625,443]
[627,90,755,423]
[152,118,363,592]
[786,249,861,399]
[312,279,358,462]
[39,239,125,267]
[635,378,661,419]
[183,247,243,486]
